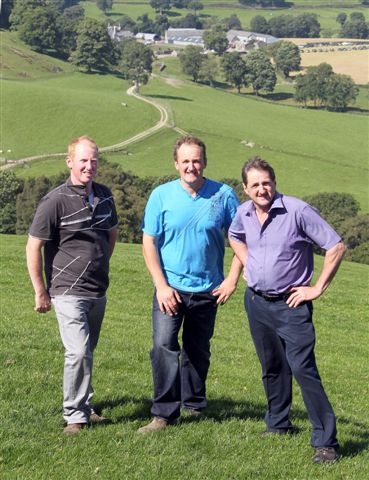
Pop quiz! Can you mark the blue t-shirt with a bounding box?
[142,178,239,292]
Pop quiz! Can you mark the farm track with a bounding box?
[1,84,187,170]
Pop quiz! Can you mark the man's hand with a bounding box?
[286,285,321,308]
[156,285,182,316]
[34,291,52,314]
[212,278,237,306]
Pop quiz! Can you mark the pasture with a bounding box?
[1,235,368,479]
[83,0,369,36]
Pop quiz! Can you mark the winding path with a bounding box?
[1,85,187,170]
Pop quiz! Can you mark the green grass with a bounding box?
[1,234,368,479]
[1,29,368,214]
[81,0,369,35]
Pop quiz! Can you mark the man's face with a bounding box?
[244,168,276,212]
[67,139,98,187]
[175,143,206,190]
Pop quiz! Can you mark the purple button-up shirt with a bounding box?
[228,193,342,293]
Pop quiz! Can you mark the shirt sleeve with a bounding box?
[300,204,342,250]
[142,188,163,237]
[29,194,59,241]
[223,188,240,231]
[228,207,247,244]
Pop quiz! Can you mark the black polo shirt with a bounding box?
[29,178,118,298]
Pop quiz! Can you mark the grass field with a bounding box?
[1,234,368,479]
[82,0,369,36]
[2,32,368,214]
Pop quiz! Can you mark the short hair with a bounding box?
[67,135,98,158]
[242,156,276,185]
[173,135,207,166]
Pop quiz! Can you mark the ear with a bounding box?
[243,183,248,195]
[174,160,180,172]
[66,156,72,169]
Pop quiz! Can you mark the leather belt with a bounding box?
[250,288,291,302]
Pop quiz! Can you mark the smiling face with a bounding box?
[66,138,98,191]
[244,168,276,213]
[175,142,206,193]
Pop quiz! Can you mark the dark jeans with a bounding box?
[150,290,218,421]
[244,288,338,448]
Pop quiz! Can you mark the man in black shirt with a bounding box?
[26,136,118,435]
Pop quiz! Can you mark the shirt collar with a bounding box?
[244,192,285,215]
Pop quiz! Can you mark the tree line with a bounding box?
[178,41,359,111]
[1,166,368,265]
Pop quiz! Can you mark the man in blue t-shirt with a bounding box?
[138,135,243,433]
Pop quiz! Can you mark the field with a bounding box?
[2,30,368,214]
[82,0,369,37]
[1,235,369,479]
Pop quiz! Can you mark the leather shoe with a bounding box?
[89,413,112,425]
[63,423,86,435]
[312,447,340,464]
[137,417,174,434]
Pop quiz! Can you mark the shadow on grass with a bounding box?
[145,94,192,101]
[94,396,369,455]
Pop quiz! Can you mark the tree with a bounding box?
[250,15,270,35]
[0,0,14,28]
[149,0,171,15]
[17,5,58,52]
[340,214,369,249]
[325,73,359,111]
[291,13,320,38]
[221,14,242,31]
[187,1,203,16]
[221,52,247,93]
[344,242,369,265]
[179,45,204,82]
[274,41,301,78]
[134,13,156,34]
[118,39,154,90]
[198,55,219,86]
[244,49,276,95]
[294,63,334,108]
[336,13,347,27]
[69,18,116,72]
[172,13,202,29]
[268,15,294,37]
[0,170,24,234]
[203,28,229,55]
[96,0,113,13]
[341,12,369,38]
[55,5,85,59]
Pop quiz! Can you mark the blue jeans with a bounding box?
[150,290,218,421]
[52,295,106,424]
[244,287,338,448]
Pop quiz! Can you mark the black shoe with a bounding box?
[312,447,340,464]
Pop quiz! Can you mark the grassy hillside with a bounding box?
[1,234,368,479]
[1,28,368,213]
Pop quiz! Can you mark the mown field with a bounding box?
[1,235,369,480]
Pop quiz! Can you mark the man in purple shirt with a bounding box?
[228,157,346,464]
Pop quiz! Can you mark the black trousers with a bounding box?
[244,287,338,448]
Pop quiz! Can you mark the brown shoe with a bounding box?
[89,413,112,425]
[63,423,86,436]
[137,417,172,434]
[312,447,340,464]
